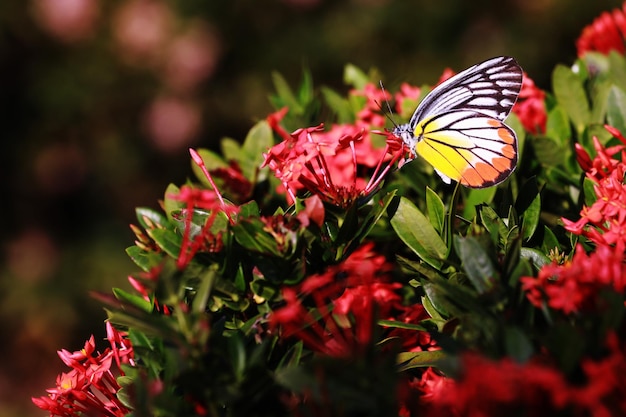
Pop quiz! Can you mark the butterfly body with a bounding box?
[394,56,523,188]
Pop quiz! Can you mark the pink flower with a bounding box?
[32,0,99,43]
[161,22,221,93]
[112,0,173,66]
[143,95,202,153]
[32,324,133,417]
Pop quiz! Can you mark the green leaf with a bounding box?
[552,64,590,135]
[191,267,217,313]
[148,228,183,259]
[504,326,534,362]
[321,86,354,123]
[136,207,169,230]
[462,187,496,220]
[546,105,571,145]
[583,177,598,206]
[541,225,560,254]
[343,64,370,90]
[163,183,182,220]
[607,86,626,136]
[271,71,303,114]
[220,137,242,162]
[454,235,498,294]
[516,179,541,241]
[113,287,152,313]
[126,246,163,272]
[396,350,446,372]
[241,120,273,181]
[390,196,447,269]
[532,136,565,167]
[425,186,445,234]
[608,50,626,92]
[520,247,551,270]
[377,320,427,331]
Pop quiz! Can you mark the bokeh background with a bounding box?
[1,0,623,415]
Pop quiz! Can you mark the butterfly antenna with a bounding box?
[377,80,398,128]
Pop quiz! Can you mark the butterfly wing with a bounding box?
[398,56,523,188]
[414,110,517,188]
[409,56,523,125]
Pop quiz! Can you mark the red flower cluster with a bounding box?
[32,323,134,417]
[269,243,434,357]
[512,73,547,134]
[577,2,626,56]
[263,111,405,208]
[521,243,626,314]
[168,149,240,268]
[521,126,626,314]
[563,128,626,246]
[410,334,626,417]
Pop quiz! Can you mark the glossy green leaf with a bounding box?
[126,246,163,272]
[148,228,183,259]
[390,196,447,269]
[516,179,541,241]
[113,287,153,313]
[504,327,534,362]
[343,64,370,90]
[454,235,497,294]
[241,120,273,181]
[191,267,217,314]
[607,86,626,136]
[426,186,445,234]
[271,71,303,114]
[321,86,354,123]
[520,247,551,270]
[532,136,565,167]
[583,177,598,207]
[136,207,169,230]
[462,187,496,220]
[396,350,446,372]
[546,105,571,144]
[552,64,590,134]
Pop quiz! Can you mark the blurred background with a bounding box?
[1,0,622,415]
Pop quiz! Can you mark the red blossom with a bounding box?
[32,324,134,417]
[269,243,432,356]
[512,73,547,134]
[420,354,570,417]
[413,335,626,417]
[263,110,405,207]
[563,127,626,247]
[521,243,626,315]
[577,3,626,57]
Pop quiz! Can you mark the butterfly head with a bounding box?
[392,123,418,150]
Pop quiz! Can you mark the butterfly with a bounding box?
[393,56,523,188]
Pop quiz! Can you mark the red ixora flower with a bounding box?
[577,2,626,57]
[512,73,547,134]
[167,149,240,269]
[563,126,626,247]
[269,243,432,357]
[32,322,134,417]
[403,334,626,417]
[521,243,626,315]
[263,110,405,208]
